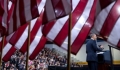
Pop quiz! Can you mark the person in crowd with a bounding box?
[5,61,11,69]
[18,61,25,70]
[2,47,82,70]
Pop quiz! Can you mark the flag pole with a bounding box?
[25,22,31,70]
[0,36,5,69]
[108,45,114,70]
[67,13,72,70]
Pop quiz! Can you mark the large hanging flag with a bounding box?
[42,0,97,54]
[7,0,46,35]
[94,0,120,49]
[0,37,16,62]
[95,0,114,16]
[42,0,72,24]
[9,12,47,60]
[0,0,8,36]
[0,1,16,62]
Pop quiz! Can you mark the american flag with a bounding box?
[8,0,72,59]
[9,12,47,60]
[7,0,46,35]
[0,37,16,62]
[42,0,72,24]
[0,0,8,36]
[42,0,97,54]
[94,0,120,48]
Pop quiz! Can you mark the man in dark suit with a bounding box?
[86,33,103,70]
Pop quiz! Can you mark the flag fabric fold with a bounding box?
[94,0,120,49]
[42,0,72,24]
[0,0,8,36]
[9,12,47,60]
[0,37,16,62]
[2,0,120,62]
[42,0,97,54]
[7,0,46,35]
[95,0,114,17]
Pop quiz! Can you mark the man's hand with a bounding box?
[100,45,104,49]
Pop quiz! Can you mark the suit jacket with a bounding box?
[86,39,102,62]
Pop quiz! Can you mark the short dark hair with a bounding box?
[90,33,96,38]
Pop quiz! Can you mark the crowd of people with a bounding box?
[2,47,82,70]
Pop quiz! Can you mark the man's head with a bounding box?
[90,33,97,40]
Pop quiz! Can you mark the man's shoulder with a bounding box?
[86,39,95,46]
[87,39,94,43]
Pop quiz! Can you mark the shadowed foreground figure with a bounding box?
[86,34,103,70]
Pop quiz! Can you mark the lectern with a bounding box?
[97,50,111,70]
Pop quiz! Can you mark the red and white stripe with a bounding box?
[0,0,8,36]
[9,12,47,60]
[42,0,72,24]
[91,0,114,33]
[8,0,46,35]
[95,0,113,16]
[0,37,16,62]
[42,0,97,54]
[94,0,120,48]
